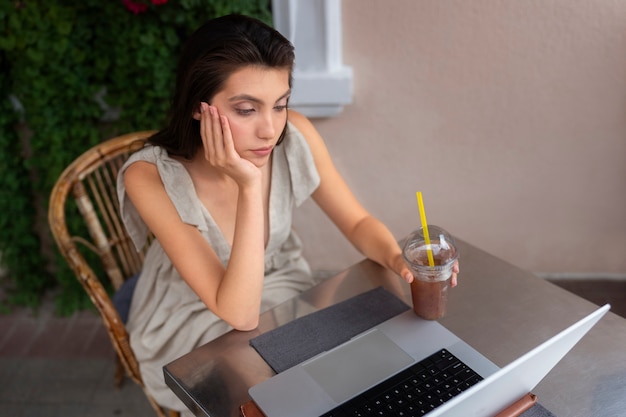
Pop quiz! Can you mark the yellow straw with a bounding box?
[416,192,435,267]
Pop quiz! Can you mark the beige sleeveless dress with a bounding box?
[117,122,320,412]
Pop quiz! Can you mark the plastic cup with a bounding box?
[402,225,458,320]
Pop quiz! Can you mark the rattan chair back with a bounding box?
[48,131,179,417]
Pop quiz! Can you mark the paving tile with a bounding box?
[63,358,111,382]
[21,403,87,417]
[92,370,153,409]
[31,374,98,405]
[0,359,24,402]
[0,357,154,415]
[83,324,115,358]
[0,358,20,386]
[0,359,36,402]
[26,317,70,357]
[0,318,17,356]
[56,319,99,358]
[0,319,38,357]
[0,403,24,417]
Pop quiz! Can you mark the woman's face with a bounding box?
[210,66,290,166]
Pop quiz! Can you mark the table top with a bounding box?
[164,239,626,417]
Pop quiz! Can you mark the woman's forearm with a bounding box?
[214,183,266,330]
[346,215,404,274]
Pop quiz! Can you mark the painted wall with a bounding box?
[293,0,626,277]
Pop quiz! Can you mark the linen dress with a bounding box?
[117,122,321,412]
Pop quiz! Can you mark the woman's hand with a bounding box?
[450,261,459,286]
[199,102,261,186]
[395,255,459,287]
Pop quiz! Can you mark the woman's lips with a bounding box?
[251,146,273,157]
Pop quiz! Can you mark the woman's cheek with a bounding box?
[227,121,247,151]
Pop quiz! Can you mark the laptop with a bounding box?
[249,303,610,417]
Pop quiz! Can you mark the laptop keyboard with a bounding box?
[320,349,484,417]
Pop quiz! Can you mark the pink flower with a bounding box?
[122,0,148,14]
[122,0,168,14]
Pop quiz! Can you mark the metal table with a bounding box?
[164,239,626,417]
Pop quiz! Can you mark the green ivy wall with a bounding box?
[0,0,272,314]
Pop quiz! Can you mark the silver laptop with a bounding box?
[249,303,610,417]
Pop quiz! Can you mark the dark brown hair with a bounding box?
[149,14,295,158]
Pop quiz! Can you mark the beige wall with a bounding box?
[293,0,626,277]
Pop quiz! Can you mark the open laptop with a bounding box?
[249,303,610,417]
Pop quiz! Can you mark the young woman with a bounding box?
[118,14,458,414]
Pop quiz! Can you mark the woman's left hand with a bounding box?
[199,102,261,187]
[397,257,459,287]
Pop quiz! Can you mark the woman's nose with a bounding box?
[257,112,276,140]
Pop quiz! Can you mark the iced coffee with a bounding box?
[402,226,458,320]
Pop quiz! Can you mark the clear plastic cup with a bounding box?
[402,225,458,320]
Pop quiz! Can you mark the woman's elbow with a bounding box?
[229,316,259,331]
[207,298,260,331]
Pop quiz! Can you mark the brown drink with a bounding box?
[402,226,458,320]
[408,251,452,320]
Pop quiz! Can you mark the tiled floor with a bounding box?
[0,295,154,417]
[0,279,624,417]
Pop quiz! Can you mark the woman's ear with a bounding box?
[192,102,203,120]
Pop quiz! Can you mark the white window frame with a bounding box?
[272,0,353,118]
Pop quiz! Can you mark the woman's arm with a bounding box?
[288,111,458,285]
[123,105,266,331]
[124,161,265,330]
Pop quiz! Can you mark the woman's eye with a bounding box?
[235,108,255,116]
[274,105,288,112]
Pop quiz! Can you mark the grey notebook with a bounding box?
[249,299,609,417]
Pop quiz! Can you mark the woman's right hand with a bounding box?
[199,102,261,186]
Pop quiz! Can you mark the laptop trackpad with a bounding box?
[302,329,414,404]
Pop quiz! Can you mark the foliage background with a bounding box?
[0,0,272,314]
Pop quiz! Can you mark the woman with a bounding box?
[118,14,458,414]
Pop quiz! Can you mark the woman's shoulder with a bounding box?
[286,110,326,154]
[123,144,182,174]
[126,143,165,163]
[122,144,186,189]
[287,110,314,135]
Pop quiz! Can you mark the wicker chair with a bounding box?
[48,131,180,417]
